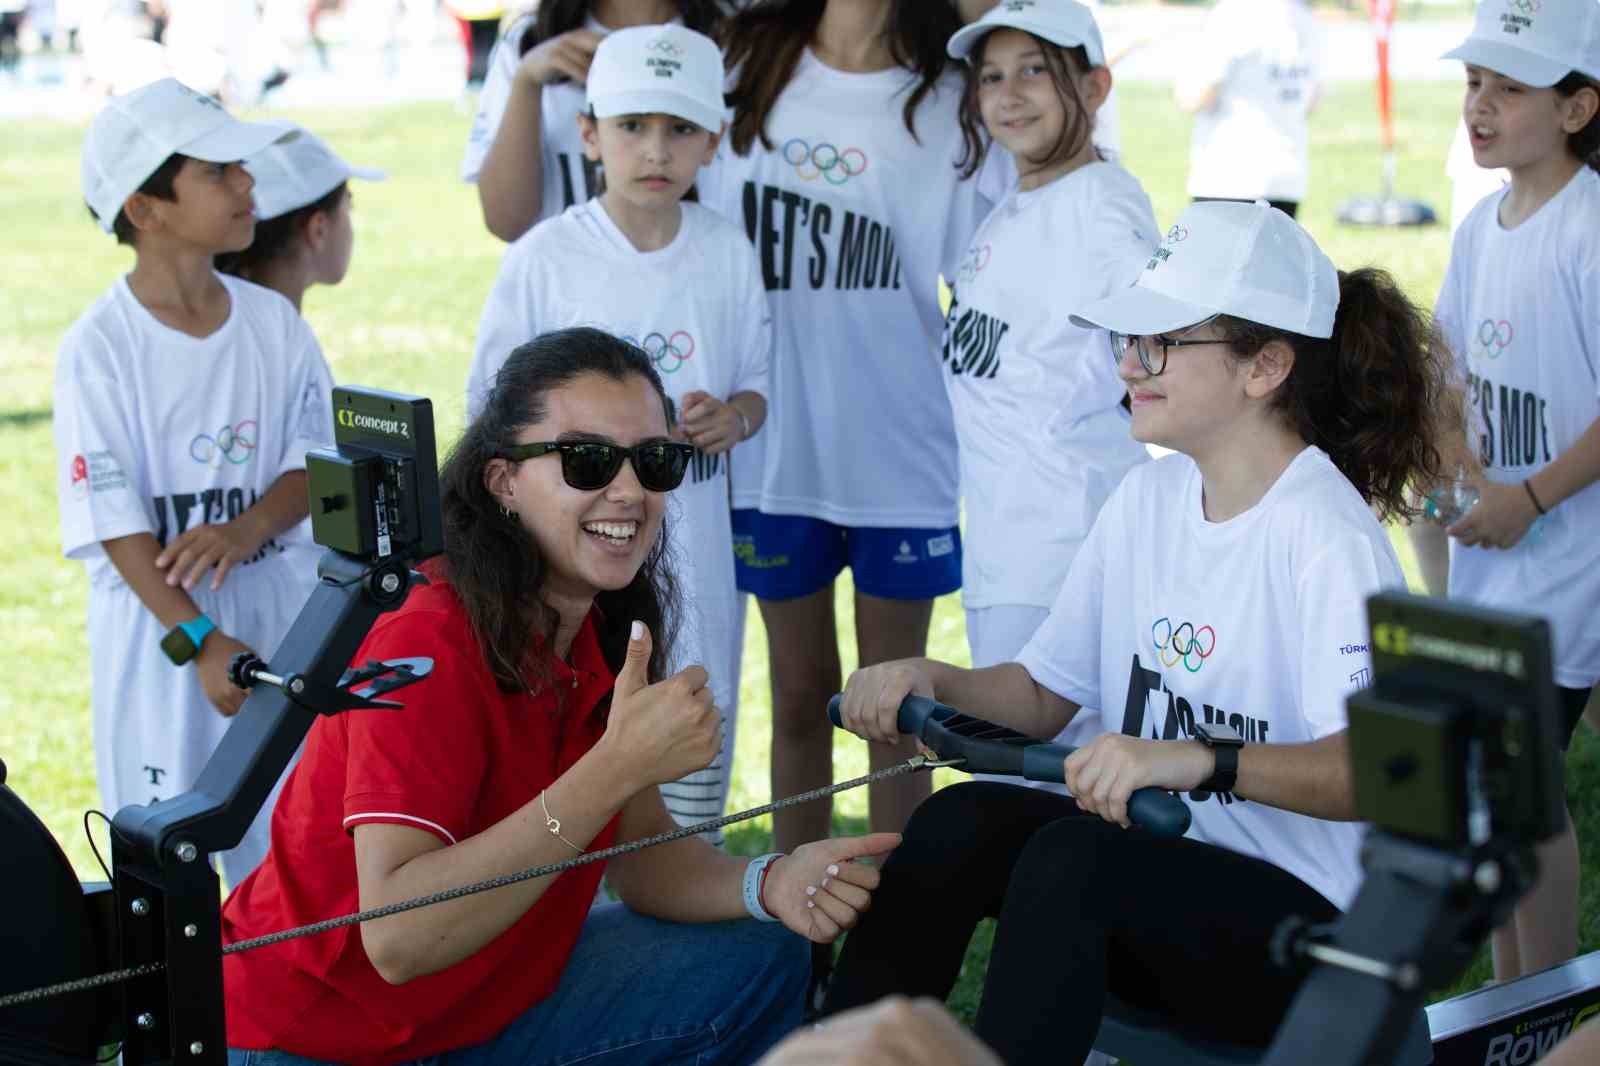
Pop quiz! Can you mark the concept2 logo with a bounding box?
[956,244,992,286]
[782,139,869,186]
[1152,617,1217,673]
[622,332,697,374]
[189,421,258,467]
[1475,318,1514,360]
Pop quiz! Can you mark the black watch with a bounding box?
[1194,721,1245,795]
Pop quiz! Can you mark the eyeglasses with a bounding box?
[497,440,695,493]
[1109,317,1222,376]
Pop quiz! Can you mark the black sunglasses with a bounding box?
[496,440,695,492]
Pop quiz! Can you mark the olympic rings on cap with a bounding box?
[1509,0,1541,15]
[781,138,869,186]
[623,332,697,374]
[1152,616,1217,673]
[1165,225,1189,244]
[646,38,684,56]
[190,421,258,467]
[1476,318,1514,359]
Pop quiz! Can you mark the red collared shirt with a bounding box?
[222,577,619,1064]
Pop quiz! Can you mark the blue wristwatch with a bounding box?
[160,613,217,666]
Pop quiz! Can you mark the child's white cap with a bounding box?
[1442,0,1600,88]
[947,0,1106,68]
[585,24,725,133]
[1070,200,1339,341]
[244,127,387,221]
[81,77,293,233]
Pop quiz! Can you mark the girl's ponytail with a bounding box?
[1218,268,1453,521]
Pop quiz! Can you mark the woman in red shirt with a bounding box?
[222,327,898,1065]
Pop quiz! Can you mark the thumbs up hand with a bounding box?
[603,620,722,793]
[761,833,902,943]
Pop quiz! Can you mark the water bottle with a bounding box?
[1423,469,1481,526]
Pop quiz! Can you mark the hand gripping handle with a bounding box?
[827,694,1191,838]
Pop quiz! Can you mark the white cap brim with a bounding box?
[347,164,387,182]
[590,92,723,135]
[1442,39,1571,88]
[1069,283,1220,337]
[181,118,296,164]
[948,15,1105,67]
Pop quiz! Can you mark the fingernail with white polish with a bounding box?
[805,885,817,897]
[826,865,839,876]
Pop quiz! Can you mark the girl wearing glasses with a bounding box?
[221,329,897,1065]
[470,25,768,844]
[826,201,1454,1065]
[940,2,1153,735]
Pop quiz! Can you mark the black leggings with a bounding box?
[824,782,1339,1066]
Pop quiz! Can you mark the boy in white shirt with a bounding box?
[468,24,771,839]
[55,78,336,887]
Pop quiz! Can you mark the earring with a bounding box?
[500,503,516,520]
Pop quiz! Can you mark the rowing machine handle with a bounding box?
[1019,744,1192,837]
[826,692,952,734]
[826,694,1192,838]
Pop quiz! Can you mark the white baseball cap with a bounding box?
[585,24,725,133]
[948,0,1107,68]
[1070,200,1339,340]
[244,127,386,221]
[1442,0,1600,88]
[81,77,293,234]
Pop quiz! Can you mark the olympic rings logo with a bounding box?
[189,421,258,467]
[1476,318,1514,359]
[782,138,869,186]
[1152,617,1217,673]
[1166,225,1189,244]
[646,38,684,56]
[956,244,991,285]
[1507,0,1540,15]
[623,332,697,374]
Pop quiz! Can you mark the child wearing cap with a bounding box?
[216,126,386,312]
[462,1,726,242]
[941,0,1154,756]
[1174,0,1324,217]
[468,23,770,842]
[698,0,1001,870]
[1434,0,1600,983]
[825,200,1455,1064]
[54,77,336,887]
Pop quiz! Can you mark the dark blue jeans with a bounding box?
[229,903,808,1066]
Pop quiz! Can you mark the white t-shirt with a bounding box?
[697,53,997,526]
[462,15,683,225]
[1182,0,1323,203]
[944,161,1155,609]
[1018,448,1405,909]
[1437,168,1600,690]
[55,274,335,586]
[467,199,772,711]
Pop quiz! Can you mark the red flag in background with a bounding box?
[1371,0,1398,150]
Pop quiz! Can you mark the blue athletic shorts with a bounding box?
[731,509,961,602]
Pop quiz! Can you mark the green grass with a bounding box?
[2,78,1596,1032]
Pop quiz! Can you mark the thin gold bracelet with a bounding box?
[540,790,583,854]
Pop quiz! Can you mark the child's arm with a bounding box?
[476,28,602,241]
[154,470,310,591]
[677,390,766,456]
[1452,417,1600,549]
[103,533,254,717]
